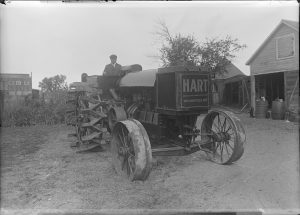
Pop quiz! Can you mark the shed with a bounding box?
[246,19,299,118]
[212,63,250,108]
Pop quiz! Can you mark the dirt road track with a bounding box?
[1,113,299,212]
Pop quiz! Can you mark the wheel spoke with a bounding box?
[127,156,134,176]
[118,134,125,146]
[210,126,218,135]
[220,142,224,162]
[126,136,134,157]
[214,145,221,159]
[225,125,232,133]
[223,122,229,132]
[227,140,234,150]
[214,141,221,153]
[221,117,227,132]
[212,121,221,133]
[227,131,235,136]
[121,127,128,147]
[217,114,221,128]
[224,141,230,156]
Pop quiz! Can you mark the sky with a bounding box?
[0,1,298,89]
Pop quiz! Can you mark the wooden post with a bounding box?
[242,80,245,106]
[284,71,287,108]
[287,77,299,110]
[251,74,256,113]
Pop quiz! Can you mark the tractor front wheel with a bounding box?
[111,119,152,181]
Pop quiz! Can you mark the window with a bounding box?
[16,81,21,85]
[276,34,295,60]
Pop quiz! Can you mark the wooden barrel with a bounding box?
[272,101,285,120]
[255,100,268,118]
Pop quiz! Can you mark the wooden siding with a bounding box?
[250,25,299,75]
[284,70,299,111]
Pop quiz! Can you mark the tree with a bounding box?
[155,21,200,67]
[154,20,246,75]
[198,36,247,74]
[39,75,68,92]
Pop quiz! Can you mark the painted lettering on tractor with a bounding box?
[182,78,208,93]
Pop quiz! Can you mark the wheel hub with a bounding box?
[118,147,130,156]
[213,132,231,142]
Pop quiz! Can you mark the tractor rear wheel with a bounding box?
[200,109,246,164]
[111,119,152,181]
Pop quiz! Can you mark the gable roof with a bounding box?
[282,19,299,30]
[215,63,246,80]
[246,19,299,65]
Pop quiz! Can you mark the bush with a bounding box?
[1,91,70,127]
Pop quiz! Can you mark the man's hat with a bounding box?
[110,54,117,59]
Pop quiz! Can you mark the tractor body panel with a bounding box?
[156,67,210,115]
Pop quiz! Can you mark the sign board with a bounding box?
[180,73,209,108]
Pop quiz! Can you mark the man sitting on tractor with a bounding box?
[103,54,122,76]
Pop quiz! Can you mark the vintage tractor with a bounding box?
[67,65,246,181]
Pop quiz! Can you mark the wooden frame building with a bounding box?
[212,63,250,108]
[246,20,299,116]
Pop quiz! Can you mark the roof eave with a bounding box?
[282,19,299,31]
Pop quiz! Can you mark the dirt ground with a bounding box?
[1,113,299,213]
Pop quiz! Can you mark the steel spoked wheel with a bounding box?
[201,109,246,164]
[111,119,152,181]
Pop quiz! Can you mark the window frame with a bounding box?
[275,33,295,60]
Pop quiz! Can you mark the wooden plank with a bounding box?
[80,109,107,118]
[81,132,101,142]
[76,143,102,153]
[81,118,102,127]
[251,75,256,112]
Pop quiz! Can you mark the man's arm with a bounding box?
[116,64,123,76]
[103,64,109,76]
[116,63,122,70]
